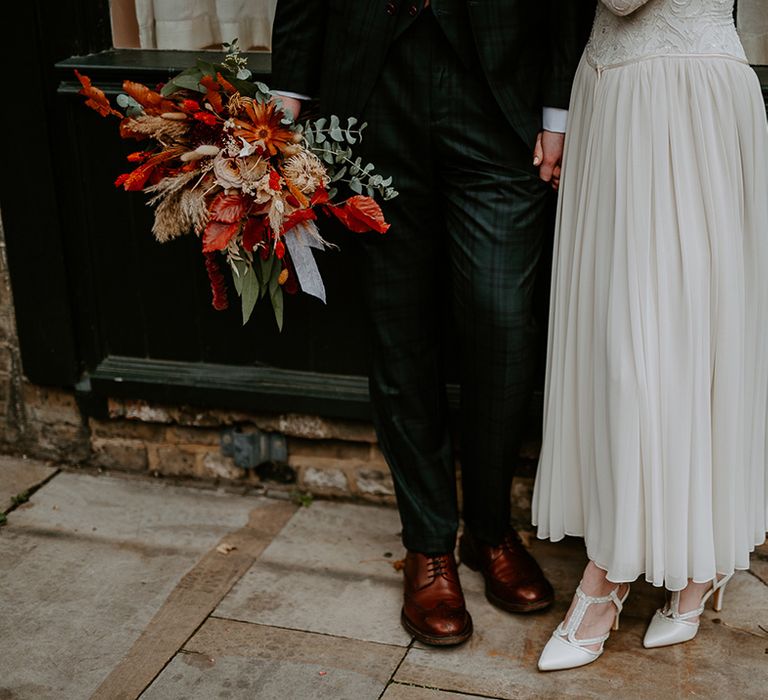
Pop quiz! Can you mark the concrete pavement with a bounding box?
[1,457,766,699]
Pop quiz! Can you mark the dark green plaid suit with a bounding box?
[272,1,593,553]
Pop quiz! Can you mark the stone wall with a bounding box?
[738,0,768,65]
[0,209,536,518]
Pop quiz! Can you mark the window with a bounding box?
[110,0,276,51]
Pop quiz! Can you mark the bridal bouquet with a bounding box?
[75,43,396,329]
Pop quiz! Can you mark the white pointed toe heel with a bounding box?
[537,583,630,672]
[643,573,733,649]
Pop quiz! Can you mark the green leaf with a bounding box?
[270,287,284,331]
[260,255,275,298]
[240,268,259,325]
[349,177,363,194]
[254,81,270,94]
[314,117,327,130]
[231,259,248,295]
[346,116,358,129]
[269,260,283,296]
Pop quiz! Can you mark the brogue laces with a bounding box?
[426,555,452,581]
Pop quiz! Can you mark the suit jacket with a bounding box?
[271,0,595,148]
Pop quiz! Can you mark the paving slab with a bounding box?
[395,536,768,700]
[382,682,493,699]
[0,472,285,700]
[0,455,57,511]
[143,617,406,700]
[215,500,412,646]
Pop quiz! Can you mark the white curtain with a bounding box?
[135,0,276,51]
[737,0,768,65]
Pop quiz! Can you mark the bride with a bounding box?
[533,0,768,671]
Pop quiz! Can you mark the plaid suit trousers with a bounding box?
[357,10,553,553]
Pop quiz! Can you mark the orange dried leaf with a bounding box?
[199,75,223,113]
[75,70,122,118]
[208,192,247,224]
[344,195,390,234]
[202,220,240,252]
[122,80,177,114]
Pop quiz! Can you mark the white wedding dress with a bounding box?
[533,0,768,591]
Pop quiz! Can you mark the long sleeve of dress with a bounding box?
[600,0,651,16]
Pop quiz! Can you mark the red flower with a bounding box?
[181,99,201,113]
[275,240,286,259]
[269,170,282,191]
[242,216,270,253]
[204,252,229,311]
[194,111,218,127]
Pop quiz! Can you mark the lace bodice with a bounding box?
[586,0,747,69]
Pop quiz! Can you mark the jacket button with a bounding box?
[408,4,418,15]
[385,2,397,14]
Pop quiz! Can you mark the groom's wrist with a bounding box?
[542,107,568,133]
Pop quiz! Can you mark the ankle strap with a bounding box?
[556,584,627,647]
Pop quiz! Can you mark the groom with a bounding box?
[272,1,592,645]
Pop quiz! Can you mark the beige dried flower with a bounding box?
[282,150,329,193]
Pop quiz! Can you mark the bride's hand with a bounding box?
[534,130,565,191]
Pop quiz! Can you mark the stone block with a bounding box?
[199,451,242,481]
[355,468,395,497]
[301,466,349,494]
[148,445,200,478]
[288,437,371,461]
[164,425,222,447]
[91,437,149,472]
[29,422,89,462]
[89,417,165,442]
[22,384,83,427]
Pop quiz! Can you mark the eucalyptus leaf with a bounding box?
[330,126,344,141]
[345,130,357,144]
[346,116,358,129]
[331,165,347,182]
[349,177,363,194]
[315,117,327,131]
[116,93,144,117]
[236,68,252,80]
[255,81,270,94]
[316,131,326,144]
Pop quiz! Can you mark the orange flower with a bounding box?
[231,100,298,157]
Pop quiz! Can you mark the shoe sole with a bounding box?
[400,610,474,647]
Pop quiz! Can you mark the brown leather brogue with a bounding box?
[459,527,554,613]
[401,551,473,646]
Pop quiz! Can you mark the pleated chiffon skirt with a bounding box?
[533,54,768,591]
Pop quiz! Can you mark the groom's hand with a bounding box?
[533,130,565,190]
[274,95,303,121]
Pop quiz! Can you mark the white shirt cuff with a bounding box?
[543,107,569,133]
[273,90,312,101]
